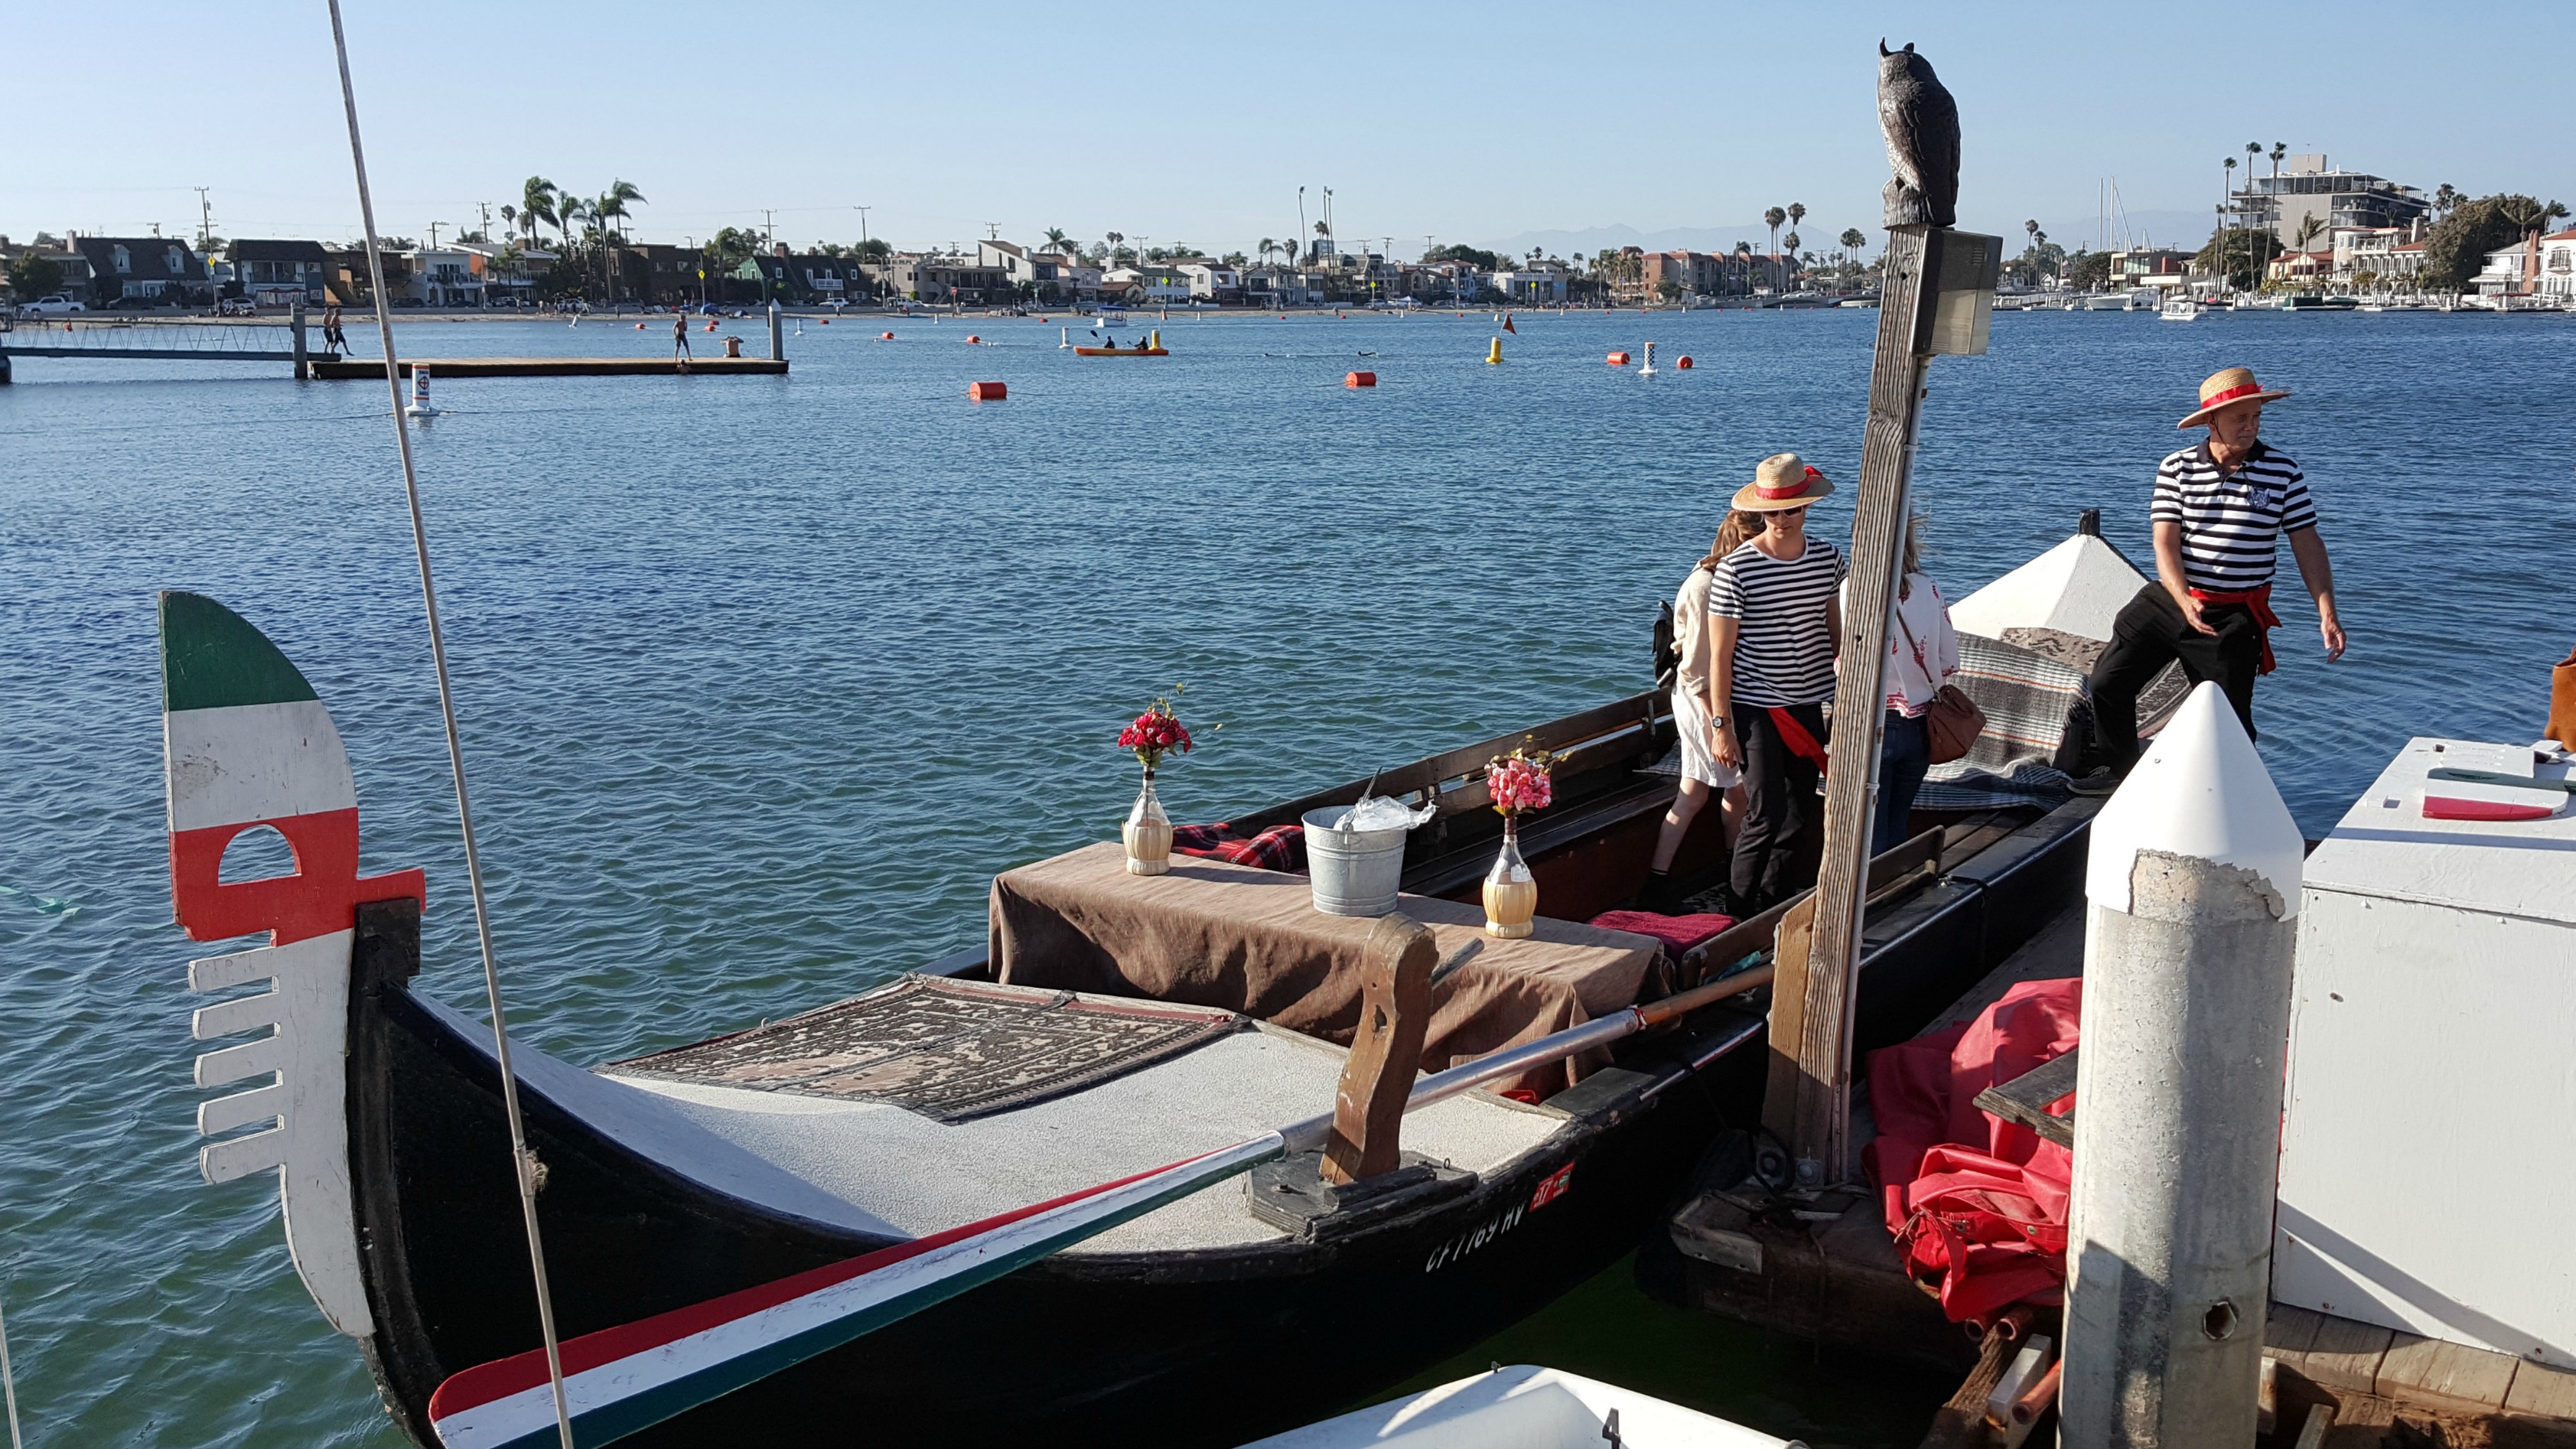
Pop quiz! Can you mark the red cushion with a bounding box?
[1587,910,1735,956]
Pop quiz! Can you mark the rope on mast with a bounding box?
[323,5,578,1445]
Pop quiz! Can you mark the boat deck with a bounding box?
[602,1022,1564,1255]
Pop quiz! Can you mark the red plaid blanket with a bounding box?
[1170,822,1307,874]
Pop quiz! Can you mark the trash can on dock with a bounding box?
[1302,809,1408,917]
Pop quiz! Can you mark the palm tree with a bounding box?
[1105,231,1125,267]
[1044,226,1070,253]
[1257,237,1276,268]
[1783,233,1802,285]
[521,177,561,246]
[1840,228,1868,275]
[594,180,645,245]
[500,204,518,244]
[1786,203,1806,243]
[1763,207,1786,275]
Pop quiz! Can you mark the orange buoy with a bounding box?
[966,334,981,344]
[634,322,645,330]
[1607,351,1630,366]
[968,381,1007,401]
[1345,370,1376,388]
[1676,355,1694,369]
[704,320,718,332]
[881,331,895,340]
[819,317,830,324]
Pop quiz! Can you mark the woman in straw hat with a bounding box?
[1639,507,1762,913]
[1708,453,1845,914]
[2072,366,2345,792]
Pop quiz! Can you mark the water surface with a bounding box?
[2,305,2569,1444]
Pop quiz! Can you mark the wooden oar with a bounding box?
[424,965,1776,1448]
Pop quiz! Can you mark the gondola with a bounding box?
[160,520,2135,1447]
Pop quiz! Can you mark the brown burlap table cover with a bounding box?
[988,841,1659,1097]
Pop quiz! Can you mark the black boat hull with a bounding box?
[341,803,2093,1447]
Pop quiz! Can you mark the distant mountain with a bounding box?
[1484,208,2217,262]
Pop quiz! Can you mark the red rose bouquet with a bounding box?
[1119,697,1195,773]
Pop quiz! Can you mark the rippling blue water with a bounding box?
[2,307,2570,1445]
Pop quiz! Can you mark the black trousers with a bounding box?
[1729,700,1826,911]
[2086,584,2265,773]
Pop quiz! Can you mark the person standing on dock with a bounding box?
[2072,366,2345,792]
[672,310,692,371]
[321,304,347,358]
[1640,509,1759,913]
[1709,454,1845,914]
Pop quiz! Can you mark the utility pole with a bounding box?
[762,210,776,254]
[855,205,871,252]
[194,187,214,250]
[478,200,491,240]
[1298,186,1307,264]
[428,221,444,249]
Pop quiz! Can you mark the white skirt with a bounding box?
[1672,684,1744,790]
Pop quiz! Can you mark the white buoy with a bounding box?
[403,366,438,418]
[1060,327,1070,350]
[2062,682,2304,1448]
[1639,340,1658,376]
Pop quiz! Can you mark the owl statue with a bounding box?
[1878,41,1960,229]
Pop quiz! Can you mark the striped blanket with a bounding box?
[1917,633,2084,811]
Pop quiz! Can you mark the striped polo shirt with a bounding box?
[1709,536,1845,707]
[2150,440,2317,591]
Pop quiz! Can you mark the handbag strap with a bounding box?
[1890,586,1935,679]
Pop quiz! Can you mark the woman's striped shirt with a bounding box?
[2150,440,2317,592]
[1709,536,1845,707]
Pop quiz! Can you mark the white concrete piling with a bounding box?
[2061,682,2305,1448]
[769,301,784,361]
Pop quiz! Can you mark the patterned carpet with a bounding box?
[610,975,1246,1122]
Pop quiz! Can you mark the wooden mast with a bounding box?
[1762,45,1998,1184]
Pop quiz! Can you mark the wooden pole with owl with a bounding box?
[1761,41,1987,1190]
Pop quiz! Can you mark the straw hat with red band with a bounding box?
[2178,366,2291,429]
[1733,452,1836,512]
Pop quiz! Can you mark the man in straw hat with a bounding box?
[2071,366,2346,793]
[1708,452,1844,912]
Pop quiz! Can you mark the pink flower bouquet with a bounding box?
[1486,744,1557,817]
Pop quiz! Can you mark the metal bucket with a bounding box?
[1302,807,1408,917]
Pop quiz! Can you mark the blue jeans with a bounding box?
[1875,710,1930,852]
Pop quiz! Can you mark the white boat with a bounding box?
[1239,1366,1791,1449]
[2080,292,2129,311]
[2160,296,2201,322]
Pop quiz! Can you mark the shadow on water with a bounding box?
[1372,1254,1956,1448]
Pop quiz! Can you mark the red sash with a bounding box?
[2187,584,2282,674]
[1767,706,1832,773]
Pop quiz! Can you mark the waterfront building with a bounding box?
[402,247,483,308]
[976,239,1089,302]
[1101,264,1192,303]
[2330,225,2425,288]
[226,240,333,308]
[2111,249,2193,285]
[71,233,208,307]
[2265,248,2333,286]
[2473,228,2576,300]
[2228,153,2428,249]
[2542,229,2576,302]
[871,251,1010,304]
[455,240,550,307]
[0,233,95,304]
[1175,261,1240,302]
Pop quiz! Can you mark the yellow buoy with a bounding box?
[1149,329,1161,350]
[1487,336,1503,364]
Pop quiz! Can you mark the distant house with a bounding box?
[73,234,208,305]
[405,248,484,307]
[2,233,93,303]
[2265,248,2333,286]
[874,251,1008,304]
[2540,229,2576,303]
[1176,261,1240,301]
[1101,265,1191,303]
[230,239,332,307]
[458,242,551,306]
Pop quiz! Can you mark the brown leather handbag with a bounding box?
[1895,606,1985,766]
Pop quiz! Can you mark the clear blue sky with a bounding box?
[9,0,2570,258]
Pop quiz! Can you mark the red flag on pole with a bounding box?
[1503,312,1516,334]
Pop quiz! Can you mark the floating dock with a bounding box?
[307,357,786,379]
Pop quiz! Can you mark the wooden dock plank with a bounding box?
[1972,1047,2078,1148]
[306,357,786,379]
[2377,1330,2519,1412]
[2506,1359,2576,1421]
[2298,1313,2396,1394]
